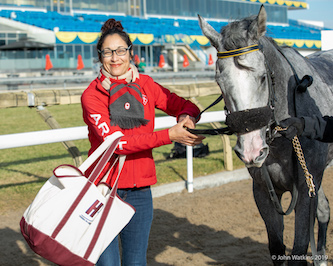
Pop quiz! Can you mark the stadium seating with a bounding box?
[0,9,323,40]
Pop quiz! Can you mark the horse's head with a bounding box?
[199,6,273,168]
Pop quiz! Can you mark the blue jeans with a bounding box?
[96,186,153,266]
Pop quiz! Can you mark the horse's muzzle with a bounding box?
[226,106,273,134]
[234,129,269,168]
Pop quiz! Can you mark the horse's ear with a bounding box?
[257,5,267,38]
[198,14,222,50]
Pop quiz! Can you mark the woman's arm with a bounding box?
[152,80,201,120]
[81,90,172,155]
[303,115,333,142]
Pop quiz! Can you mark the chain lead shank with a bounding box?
[275,126,316,197]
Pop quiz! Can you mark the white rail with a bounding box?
[0,111,227,192]
[0,111,226,149]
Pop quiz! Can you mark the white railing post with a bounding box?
[186,145,194,193]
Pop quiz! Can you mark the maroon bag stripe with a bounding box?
[20,217,94,266]
[87,139,119,183]
[51,139,120,238]
[51,181,91,238]
[83,191,115,259]
[84,154,131,260]
[84,160,121,259]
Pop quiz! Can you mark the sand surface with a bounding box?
[2,167,333,265]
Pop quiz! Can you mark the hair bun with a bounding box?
[101,19,124,34]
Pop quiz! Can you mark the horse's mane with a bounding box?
[220,15,300,69]
[220,15,260,70]
[266,36,293,54]
[221,15,258,51]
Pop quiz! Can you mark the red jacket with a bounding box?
[81,74,200,189]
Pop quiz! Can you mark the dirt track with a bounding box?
[1,167,333,265]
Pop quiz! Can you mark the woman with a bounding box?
[81,18,204,266]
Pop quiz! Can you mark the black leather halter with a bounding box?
[188,43,276,139]
[188,42,313,137]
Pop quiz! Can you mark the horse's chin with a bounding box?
[244,160,265,168]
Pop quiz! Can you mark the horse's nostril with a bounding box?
[259,148,268,158]
[251,146,269,167]
[261,147,268,157]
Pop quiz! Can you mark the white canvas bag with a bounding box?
[20,131,135,266]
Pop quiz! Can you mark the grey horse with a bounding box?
[198,5,333,266]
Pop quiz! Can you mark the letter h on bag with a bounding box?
[86,200,104,218]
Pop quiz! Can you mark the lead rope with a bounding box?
[275,47,319,264]
[275,125,319,265]
[290,135,316,197]
[275,126,316,197]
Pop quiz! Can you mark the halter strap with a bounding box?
[217,44,261,59]
[189,43,264,136]
[195,94,223,121]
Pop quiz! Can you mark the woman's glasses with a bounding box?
[98,45,132,58]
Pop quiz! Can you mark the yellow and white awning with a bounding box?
[55,32,155,45]
[55,32,321,50]
[241,0,308,9]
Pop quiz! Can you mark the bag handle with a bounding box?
[79,131,123,173]
[97,154,124,196]
[83,155,126,260]
[51,132,124,239]
[109,155,125,195]
[86,138,119,184]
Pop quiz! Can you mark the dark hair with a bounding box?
[97,19,133,62]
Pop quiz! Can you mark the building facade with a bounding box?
[0,0,320,72]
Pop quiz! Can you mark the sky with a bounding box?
[288,0,333,29]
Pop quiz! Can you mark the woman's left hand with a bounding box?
[178,114,196,129]
[169,115,205,146]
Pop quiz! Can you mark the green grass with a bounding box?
[0,95,244,214]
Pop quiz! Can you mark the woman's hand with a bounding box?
[169,115,205,146]
[278,117,305,140]
[178,114,196,129]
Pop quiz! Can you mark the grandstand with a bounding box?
[0,0,329,74]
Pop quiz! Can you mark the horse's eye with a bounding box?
[261,75,266,84]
